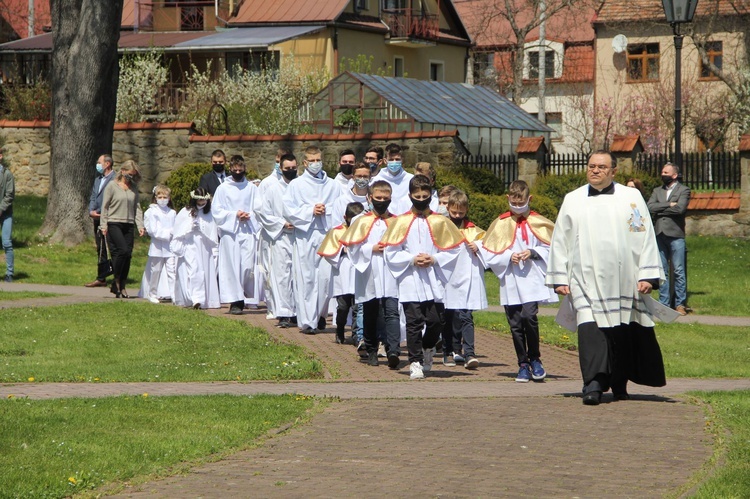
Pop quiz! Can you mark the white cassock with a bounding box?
[138,204,176,300]
[477,225,557,307]
[546,183,664,327]
[170,207,220,309]
[383,216,460,303]
[255,170,284,313]
[372,169,414,215]
[333,172,351,191]
[330,188,368,228]
[256,176,296,318]
[445,242,489,311]
[212,177,261,304]
[283,170,341,329]
[346,214,399,304]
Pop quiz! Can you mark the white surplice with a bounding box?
[170,207,220,309]
[283,170,341,329]
[477,224,557,307]
[138,204,176,300]
[445,242,489,311]
[546,183,664,328]
[256,170,284,313]
[212,177,261,304]
[256,175,296,318]
[372,168,414,215]
[383,216,460,303]
[345,213,399,304]
[330,187,368,228]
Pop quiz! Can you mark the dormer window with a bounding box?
[523,40,563,80]
[528,50,555,79]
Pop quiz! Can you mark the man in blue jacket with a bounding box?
[0,148,14,283]
[85,154,116,287]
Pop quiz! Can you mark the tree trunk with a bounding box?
[40,0,123,245]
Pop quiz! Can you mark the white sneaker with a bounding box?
[410,362,425,380]
[148,296,160,304]
[422,347,435,372]
[377,342,387,358]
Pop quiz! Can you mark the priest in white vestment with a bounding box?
[282,146,341,333]
[546,151,666,405]
[212,156,261,314]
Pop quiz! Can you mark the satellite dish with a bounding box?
[612,34,628,54]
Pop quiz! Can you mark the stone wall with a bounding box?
[0,121,462,196]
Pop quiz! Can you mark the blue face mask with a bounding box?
[274,162,280,173]
[96,164,104,175]
[387,161,402,175]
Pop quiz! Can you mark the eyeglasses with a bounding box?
[587,164,612,171]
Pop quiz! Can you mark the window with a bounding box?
[429,61,444,81]
[394,56,404,77]
[382,0,406,10]
[627,43,660,82]
[528,50,555,79]
[354,0,369,11]
[546,113,563,140]
[226,51,280,78]
[473,52,495,83]
[699,41,722,80]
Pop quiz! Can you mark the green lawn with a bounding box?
[0,394,320,497]
[0,301,323,382]
[0,290,60,301]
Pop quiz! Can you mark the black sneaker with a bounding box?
[367,351,379,366]
[300,327,316,335]
[4,275,12,283]
[357,341,368,358]
[229,301,244,315]
[317,316,327,330]
[335,330,346,344]
[387,353,400,370]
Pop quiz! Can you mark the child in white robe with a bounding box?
[442,190,487,369]
[139,185,176,303]
[170,188,220,309]
[383,175,464,380]
[318,202,364,345]
[477,180,557,383]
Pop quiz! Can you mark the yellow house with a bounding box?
[593,0,750,152]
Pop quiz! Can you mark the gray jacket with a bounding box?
[0,164,14,217]
[647,182,691,238]
[88,170,115,214]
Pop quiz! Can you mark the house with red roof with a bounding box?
[593,0,750,153]
[454,0,598,154]
[0,0,472,90]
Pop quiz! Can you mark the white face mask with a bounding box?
[436,205,449,217]
[156,198,169,208]
[196,202,207,209]
[307,161,323,175]
[509,202,529,215]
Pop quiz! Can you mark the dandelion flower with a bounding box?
[68,477,77,485]
[27,377,35,382]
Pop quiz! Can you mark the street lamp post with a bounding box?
[662,0,699,168]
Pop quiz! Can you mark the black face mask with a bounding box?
[661,175,674,186]
[231,171,245,182]
[339,163,353,176]
[371,199,391,214]
[213,163,226,173]
[410,196,431,212]
[450,216,464,227]
[282,169,297,181]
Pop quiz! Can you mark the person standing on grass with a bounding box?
[85,154,115,287]
[477,180,557,382]
[212,155,261,315]
[382,174,464,380]
[647,162,691,316]
[0,148,13,283]
[546,151,666,405]
[100,160,145,299]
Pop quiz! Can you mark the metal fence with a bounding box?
[458,154,518,190]
[636,151,741,190]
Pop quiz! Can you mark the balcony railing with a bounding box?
[383,9,439,43]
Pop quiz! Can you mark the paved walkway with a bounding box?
[2,282,748,497]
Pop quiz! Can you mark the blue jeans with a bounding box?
[1,212,12,277]
[657,234,686,308]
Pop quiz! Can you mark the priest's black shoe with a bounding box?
[317,316,327,330]
[367,352,379,366]
[613,391,630,401]
[582,391,602,406]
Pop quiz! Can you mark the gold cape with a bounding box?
[380,211,465,250]
[340,212,396,246]
[481,211,555,254]
[316,225,348,257]
[459,221,486,243]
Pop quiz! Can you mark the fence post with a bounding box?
[735,135,750,226]
[516,137,547,189]
[610,135,643,175]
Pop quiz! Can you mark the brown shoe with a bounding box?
[676,305,688,316]
[85,279,107,288]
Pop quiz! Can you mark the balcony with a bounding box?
[383,9,439,47]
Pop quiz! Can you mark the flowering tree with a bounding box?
[116,51,169,123]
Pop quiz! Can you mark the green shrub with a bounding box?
[467,192,505,230]
[435,166,504,196]
[165,162,211,210]
[1,81,51,121]
[533,172,587,211]
[529,192,559,220]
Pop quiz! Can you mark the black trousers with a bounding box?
[443,308,476,358]
[362,297,400,356]
[577,321,667,394]
[336,294,355,334]
[505,302,541,365]
[107,222,135,288]
[403,301,444,363]
[94,219,110,282]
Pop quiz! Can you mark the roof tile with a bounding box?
[595,0,750,24]
[516,136,546,153]
[230,0,349,24]
[687,191,741,211]
[739,135,750,151]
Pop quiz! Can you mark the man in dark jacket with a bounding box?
[85,154,115,287]
[0,148,14,282]
[199,149,227,197]
[647,162,691,315]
